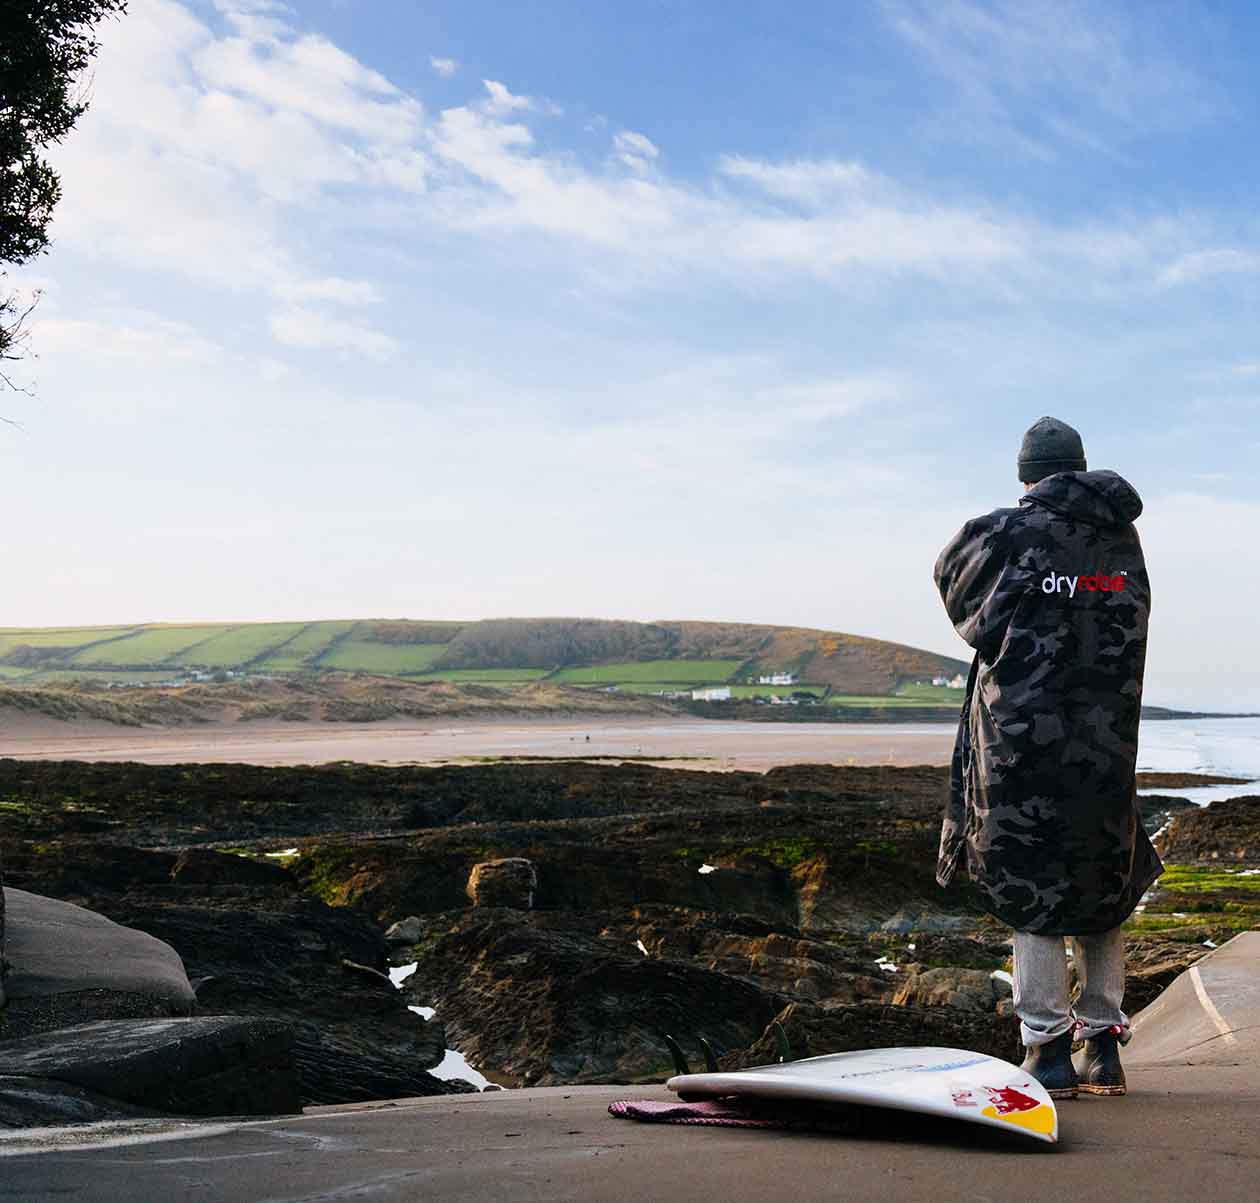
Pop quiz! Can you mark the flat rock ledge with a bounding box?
[0,1015,301,1128]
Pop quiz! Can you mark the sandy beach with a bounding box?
[0,713,958,771]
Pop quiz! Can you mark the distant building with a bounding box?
[931,675,949,686]
[692,686,732,702]
[947,674,966,689]
[757,672,797,686]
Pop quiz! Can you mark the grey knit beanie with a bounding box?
[1018,416,1087,483]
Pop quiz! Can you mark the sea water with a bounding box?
[1137,715,1260,804]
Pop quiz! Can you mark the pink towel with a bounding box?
[608,1097,858,1133]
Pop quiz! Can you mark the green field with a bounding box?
[181,623,308,668]
[826,693,960,708]
[552,659,743,685]
[256,621,356,670]
[317,639,448,673]
[0,618,969,695]
[723,683,826,699]
[0,627,136,657]
[896,683,966,702]
[70,626,237,667]
[17,669,177,685]
[413,668,552,683]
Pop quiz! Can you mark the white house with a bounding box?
[931,675,949,687]
[692,686,732,702]
[757,672,797,686]
[947,674,966,689]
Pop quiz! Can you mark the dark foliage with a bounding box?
[0,0,127,370]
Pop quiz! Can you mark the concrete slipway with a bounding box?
[2,933,1258,1203]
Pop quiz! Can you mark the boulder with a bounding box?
[466,858,537,909]
[0,1016,299,1123]
[5,850,461,1105]
[385,915,425,944]
[892,967,1012,1013]
[0,887,194,1041]
[1155,796,1260,861]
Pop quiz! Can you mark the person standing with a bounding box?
[933,417,1162,1098]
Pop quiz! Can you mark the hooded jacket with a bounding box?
[934,469,1163,934]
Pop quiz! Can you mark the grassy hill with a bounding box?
[0,617,969,701]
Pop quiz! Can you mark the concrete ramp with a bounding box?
[1129,931,1260,1066]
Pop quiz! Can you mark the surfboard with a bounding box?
[666,1046,1058,1143]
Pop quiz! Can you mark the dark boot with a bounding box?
[1020,1031,1079,1099]
[1074,1026,1127,1096]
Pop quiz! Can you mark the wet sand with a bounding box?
[0,713,957,771]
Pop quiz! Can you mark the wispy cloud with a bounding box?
[1158,248,1260,287]
[268,307,398,357]
[429,55,458,78]
[49,0,1246,349]
[883,0,1219,157]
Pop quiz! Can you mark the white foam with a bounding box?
[391,962,495,1089]
[388,962,417,987]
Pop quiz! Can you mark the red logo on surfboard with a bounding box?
[983,1086,1040,1115]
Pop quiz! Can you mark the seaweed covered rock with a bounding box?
[1155,796,1260,862]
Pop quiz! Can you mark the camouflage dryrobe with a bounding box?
[934,469,1163,935]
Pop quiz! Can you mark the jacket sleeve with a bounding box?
[933,511,1033,664]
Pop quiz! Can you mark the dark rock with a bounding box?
[899,934,1011,969]
[0,1076,158,1128]
[892,967,1012,1013]
[406,909,785,1086]
[0,887,195,1041]
[169,848,297,890]
[1123,936,1212,1016]
[4,848,457,1105]
[102,900,460,1105]
[384,916,425,943]
[1138,794,1197,836]
[730,999,1022,1068]
[0,1016,300,1119]
[1155,796,1260,862]
[466,858,536,909]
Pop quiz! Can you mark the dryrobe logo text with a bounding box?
[1042,570,1127,598]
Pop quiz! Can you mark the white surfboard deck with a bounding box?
[667,1046,1058,1143]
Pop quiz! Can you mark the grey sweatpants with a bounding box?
[1012,926,1129,1048]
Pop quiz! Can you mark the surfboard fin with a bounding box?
[663,1034,690,1076]
[698,1036,721,1073]
[771,1021,794,1063]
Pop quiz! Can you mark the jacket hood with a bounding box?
[1020,469,1143,526]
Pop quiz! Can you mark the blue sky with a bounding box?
[5,0,1260,707]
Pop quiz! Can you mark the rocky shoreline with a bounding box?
[2,757,1256,1121]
